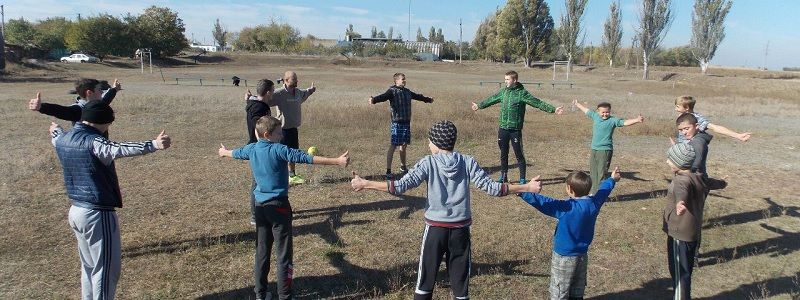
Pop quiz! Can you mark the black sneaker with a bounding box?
[399,166,409,175]
[385,172,394,180]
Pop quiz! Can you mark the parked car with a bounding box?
[60,54,98,63]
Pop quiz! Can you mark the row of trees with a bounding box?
[3,6,188,60]
[473,0,732,78]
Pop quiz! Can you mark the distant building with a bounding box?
[345,35,442,56]
[190,43,220,52]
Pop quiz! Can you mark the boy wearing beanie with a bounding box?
[351,120,541,300]
[517,167,622,300]
[48,94,171,299]
[664,142,708,300]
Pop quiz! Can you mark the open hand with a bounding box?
[555,106,564,115]
[112,78,122,90]
[49,122,61,133]
[245,89,253,100]
[154,130,171,149]
[337,151,350,167]
[308,82,316,94]
[610,166,621,182]
[351,171,366,191]
[29,92,42,111]
[636,115,644,123]
[676,201,687,216]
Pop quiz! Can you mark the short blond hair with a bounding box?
[505,70,519,80]
[255,116,282,137]
[675,95,696,110]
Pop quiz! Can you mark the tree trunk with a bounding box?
[700,60,709,74]
[0,32,5,71]
[525,57,532,68]
[642,51,649,80]
[609,58,613,67]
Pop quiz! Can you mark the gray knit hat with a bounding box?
[428,120,457,151]
[667,143,695,169]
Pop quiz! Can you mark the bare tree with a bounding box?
[212,19,227,51]
[556,0,588,68]
[691,0,732,74]
[637,0,673,79]
[1,26,5,71]
[602,1,623,67]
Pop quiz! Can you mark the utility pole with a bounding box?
[408,0,411,41]
[458,18,462,63]
[1,5,5,71]
[763,41,769,70]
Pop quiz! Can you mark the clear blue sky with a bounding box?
[4,0,798,70]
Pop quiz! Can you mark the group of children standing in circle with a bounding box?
[29,68,750,300]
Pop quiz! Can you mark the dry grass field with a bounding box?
[1,53,799,299]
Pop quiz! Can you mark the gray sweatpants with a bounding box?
[69,205,121,300]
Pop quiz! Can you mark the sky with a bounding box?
[2,0,798,70]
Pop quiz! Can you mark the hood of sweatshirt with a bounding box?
[246,96,267,110]
[431,152,466,179]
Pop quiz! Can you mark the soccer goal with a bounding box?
[552,60,571,81]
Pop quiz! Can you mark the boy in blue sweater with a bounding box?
[351,120,540,300]
[518,167,621,300]
[218,115,350,300]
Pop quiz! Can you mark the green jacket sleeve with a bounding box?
[478,90,503,109]
[521,90,556,113]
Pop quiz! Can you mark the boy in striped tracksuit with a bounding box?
[351,120,540,300]
[48,88,171,300]
[471,70,564,184]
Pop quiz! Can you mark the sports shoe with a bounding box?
[385,172,394,180]
[496,175,508,183]
[250,216,256,226]
[519,178,526,184]
[399,166,409,174]
[289,174,306,185]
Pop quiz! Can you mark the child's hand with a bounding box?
[218,143,231,157]
[368,97,375,104]
[154,130,171,150]
[737,132,752,142]
[471,102,479,111]
[636,115,644,123]
[351,171,366,191]
[555,106,564,115]
[245,89,253,101]
[676,201,687,215]
[112,78,122,91]
[522,175,542,193]
[669,137,676,145]
[610,166,621,182]
[49,122,62,133]
[308,82,316,94]
[337,151,350,167]
[29,92,42,111]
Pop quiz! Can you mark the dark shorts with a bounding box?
[281,127,299,149]
[390,121,411,146]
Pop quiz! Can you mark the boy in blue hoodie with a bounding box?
[518,167,621,300]
[218,115,350,300]
[351,120,541,300]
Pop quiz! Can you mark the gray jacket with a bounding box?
[389,152,508,223]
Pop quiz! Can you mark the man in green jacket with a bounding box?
[472,70,563,183]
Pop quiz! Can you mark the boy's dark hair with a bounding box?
[566,171,592,197]
[505,70,518,80]
[256,79,274,97]
[255,116,282,138]
[597,102,612,109]
[675,95,696,110]
[75,78,101,99]
[676,113,698,125]
[393,72,405,80]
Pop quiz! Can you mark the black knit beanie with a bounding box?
[81,101,115,124]
[428,120,457,151]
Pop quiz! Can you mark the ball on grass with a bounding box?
[307,146,318,156]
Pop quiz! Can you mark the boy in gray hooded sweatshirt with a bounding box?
[351,120,541,300]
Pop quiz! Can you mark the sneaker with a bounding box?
[399,166,409,174]
[519,178,526,184]
[289,175,306,185]
[385,172,394,181]
[497,176,508,183]
[250,216,256,226]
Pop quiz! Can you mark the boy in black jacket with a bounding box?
[29,79,120,124]
[244,79,276,225]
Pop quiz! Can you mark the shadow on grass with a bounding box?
[698,223,800,267]
[610,189,668,202]
[703,197,800,229]
[196,252,546,299]
[696,271,800,299]
[591,277,673,299]
[123,196,426,258]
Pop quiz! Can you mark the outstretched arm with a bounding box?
[218,143,234,158]
[312,151,350,167]
[522,91,563,114]
[409,90,434,103]
[473,92,503,111]
[623,115,645,126]
[351,171,390,192]
[369,89,393,104]
[707,123,751,142]
[572,99,589,114]
[92,130,170,165]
